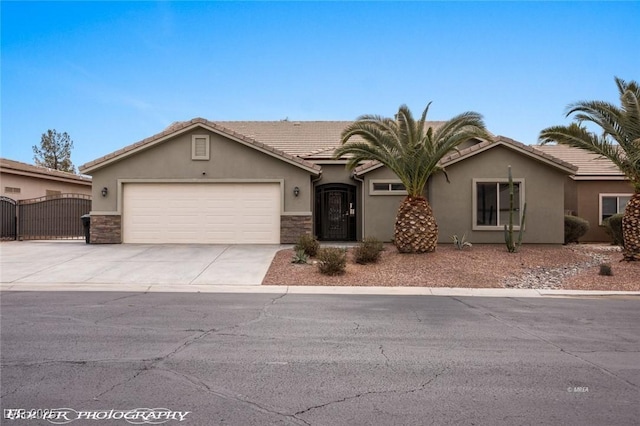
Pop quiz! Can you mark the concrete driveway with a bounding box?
[0,241,284,286]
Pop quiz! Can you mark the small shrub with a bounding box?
[294,234,320,257]
[603,213,624,247]
[317,247,347,275]
[599,263,613,276]
[564,215,589,244]
[452,233,472,250]
[291,249,308,264]
[353,237,384,264]
[601,224,614,244]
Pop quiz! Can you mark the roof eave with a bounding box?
[572,175,629,181]
[1,165,92,185]
[353,161,384,176]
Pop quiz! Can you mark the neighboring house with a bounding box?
[536,145,634,242]
[79,118,576,245]
[1,158,92,200]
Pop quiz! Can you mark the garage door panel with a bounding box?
[242,215,274,224]
[243,201,276,210]
[205,214,235,222]
[208,205,236,212]
[123,183,280,244]
[204,232,237,241]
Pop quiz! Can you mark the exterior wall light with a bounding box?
[293,186,300,197]
[101,187,108,197]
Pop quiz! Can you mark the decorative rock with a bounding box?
[503,247,613,289]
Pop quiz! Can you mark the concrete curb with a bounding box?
[2,283,639,298]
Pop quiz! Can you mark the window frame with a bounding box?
[472,178,525,231]
[369,179,408,196]
[191,134,210,161]
[598,193,632,225]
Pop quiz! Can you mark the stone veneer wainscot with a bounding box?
[280,215,312,244]
[90,215,122,244]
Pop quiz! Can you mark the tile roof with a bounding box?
[217,120,450,160]
[534,145,625,177]
[216,121,353,158]
[1,157,91,183]
[80,119,452,172]
[79,118,321,174]
[81,119,614,178]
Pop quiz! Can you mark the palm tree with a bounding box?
[335,103,492,253]
[540,77,640,261]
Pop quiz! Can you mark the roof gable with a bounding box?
[352,136,577,176]
[439,136,577,174]
[79,118,321,175]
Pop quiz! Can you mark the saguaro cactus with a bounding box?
[504,166,527,253]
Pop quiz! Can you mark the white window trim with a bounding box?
[472,178,525,231]
[369,179,408,196]
[598,193,632,225]
[191,135,210,160]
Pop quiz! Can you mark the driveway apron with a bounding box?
[0,241,282,286]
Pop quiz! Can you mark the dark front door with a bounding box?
[316,184,356,241]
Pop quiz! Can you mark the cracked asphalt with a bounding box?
[1,291,639,425]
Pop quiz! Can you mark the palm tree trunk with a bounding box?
[622,192,640,261]
[394,196,438,253]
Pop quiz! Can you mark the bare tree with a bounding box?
[33,129,76,173]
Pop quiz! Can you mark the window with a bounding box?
[473,179,524,229]
[599,194,631,224]
[370,180,407,195]
[191,135,210,160]
[4,187,20,194]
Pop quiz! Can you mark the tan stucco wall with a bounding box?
[0,172,91,200]
[88,128,315,214]
[362,167,409,242]
[431,145,568,244]
[564,177,578,215]
[574,180,634,242]
[316,164,353,186]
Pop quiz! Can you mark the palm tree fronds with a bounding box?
[336,103,490,197]
[540,76,640,191]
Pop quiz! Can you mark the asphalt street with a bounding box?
[1,291,639,426]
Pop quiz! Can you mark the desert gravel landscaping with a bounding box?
[262,244,639,291]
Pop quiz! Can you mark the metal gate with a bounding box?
[1,196,17,240]
[17,193,91,240]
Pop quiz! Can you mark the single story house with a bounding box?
[79,118,577,245]
[1,158,92,200]
[535,145,634,242]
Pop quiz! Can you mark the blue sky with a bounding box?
[2,1,638,170]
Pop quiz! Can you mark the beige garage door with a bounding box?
[122,183,280,244]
